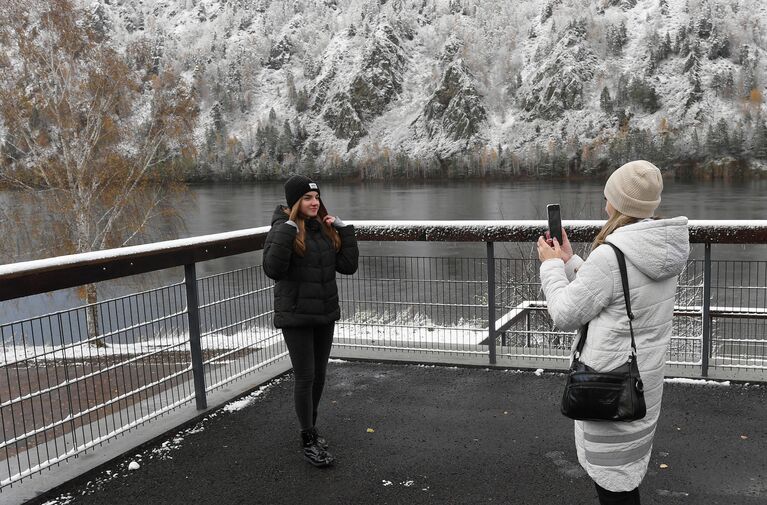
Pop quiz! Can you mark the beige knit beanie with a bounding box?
[603,160,663,218]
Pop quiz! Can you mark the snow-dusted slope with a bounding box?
[31,0,767,174]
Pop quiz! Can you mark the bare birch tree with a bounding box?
[0,0,198,344]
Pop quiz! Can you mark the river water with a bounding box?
[2,178,766,337]
[181,178,767,267]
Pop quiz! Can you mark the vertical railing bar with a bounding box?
[199,274,209,387]
[152,287,168,409]
[221,271,231,381]
[34,318,52,465]
[209,274,218,386]
[184,263,207,410]
[115,297,136,426]
[226,271,238,368]
[78,307,93,449]
[135,292,148,426]
[135,291,149,423]
[259,267,269,362]
[213,273,223,385]
[169,282,179,402]
[160,284,175,407]
[123,295,140,430]
[253,267,262,367]
[441,257,446,350]
[159,285,174,409]
[18,321,41,471]
[235,268,246,376]
[253,268,261,363]
[116,296,132,429]
[0,327,13,481]
[359,257,365,347]
[242,268,252,369]
[25,320,42,466]
[173,283,187,403]
[219,272,228,383]
[744,261,748,366]
[701,243,712,377]
[487,242,497,365]
[376,257,382,346]
[93,303,107,445]
[58,313,78,462]
[44,316,62,461]
[226,271,236,380]
[462,256,467,347]
[253,268,265,363]
[103,300,120,435]
[78,307,97,451]
[144,290,159,421]
[199,271,208,388]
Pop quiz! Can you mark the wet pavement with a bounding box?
[24,361,767,505]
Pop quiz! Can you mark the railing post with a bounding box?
[184,263,208,410]
[487,242,497,365]
[701,243,712,378]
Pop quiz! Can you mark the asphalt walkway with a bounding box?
[26,361,767,505]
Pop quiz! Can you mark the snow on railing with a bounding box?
[1,220,766,302]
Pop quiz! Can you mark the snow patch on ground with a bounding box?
[222,381,277,413]
[664,377,731,387]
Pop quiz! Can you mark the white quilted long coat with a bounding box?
[540,217,690,492]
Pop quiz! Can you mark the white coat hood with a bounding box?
[606,216,689,281]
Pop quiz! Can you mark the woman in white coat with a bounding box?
[537,160,689,505]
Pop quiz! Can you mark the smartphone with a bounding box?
[547,204,562,245]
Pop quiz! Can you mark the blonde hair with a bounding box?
[285,200,341,256]
[591,210,640,251]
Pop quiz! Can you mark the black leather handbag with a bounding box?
[560,243,647,422]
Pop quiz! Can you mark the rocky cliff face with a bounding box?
[416,57,486,156]
[315,21,408,150]
[519,22,599,120]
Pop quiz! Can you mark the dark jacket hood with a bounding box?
[271,205,289,226]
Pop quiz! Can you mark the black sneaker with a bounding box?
[311,427,329,450]
[300,430,334,467]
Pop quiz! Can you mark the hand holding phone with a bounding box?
[547,204,562,245]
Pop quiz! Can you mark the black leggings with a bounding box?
[595,482,641,505]
[282,323,335,431]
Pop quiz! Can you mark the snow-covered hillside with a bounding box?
[17,0,767,177]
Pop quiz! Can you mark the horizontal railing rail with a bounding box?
[2,220,767,494]
[2,220,766,302]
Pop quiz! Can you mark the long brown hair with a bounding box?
[285,200,341,256]
[591,210,640,251]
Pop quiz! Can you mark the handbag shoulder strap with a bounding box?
[605,242,638,353]
[574,242,637,356]
[605,243,633,320]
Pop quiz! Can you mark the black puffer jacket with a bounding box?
[262,205,359,328]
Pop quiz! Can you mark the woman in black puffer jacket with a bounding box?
[262,175,358,468]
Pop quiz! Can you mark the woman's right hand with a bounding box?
[546,228,573,263]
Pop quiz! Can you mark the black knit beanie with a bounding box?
[284,175,320,208]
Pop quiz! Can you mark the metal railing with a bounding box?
[1,220,766,491]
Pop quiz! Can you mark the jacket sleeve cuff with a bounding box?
[332,217,347,228]
[564,255,584,282]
